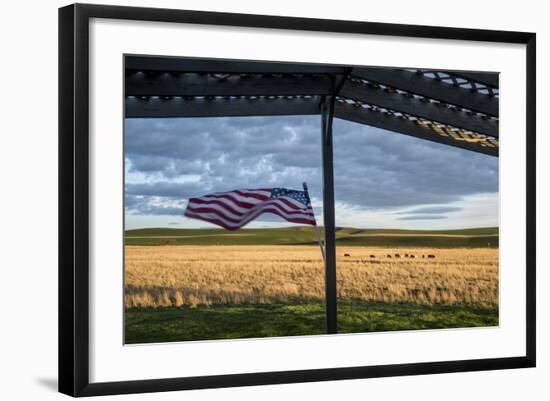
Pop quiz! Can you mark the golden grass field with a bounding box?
[125,245,498,308]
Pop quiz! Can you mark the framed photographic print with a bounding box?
[58,3,536,397]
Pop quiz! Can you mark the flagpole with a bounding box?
[303,182,325,263]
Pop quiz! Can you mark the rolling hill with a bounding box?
[125,226,498,248]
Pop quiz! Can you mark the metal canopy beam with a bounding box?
[351,68,499,116]
[127,73,498,138]
[126,72,333,97]
[124,59,499,157]
[442,70,499,88]
[334,102,498,157]
[126,56,347,75]
[340,80,498,138]
[126,96,322,118]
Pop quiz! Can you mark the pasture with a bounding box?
[124,233,499,343]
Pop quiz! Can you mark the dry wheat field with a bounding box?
[125,245,498,308]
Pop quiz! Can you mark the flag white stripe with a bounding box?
[185,206,315,229]
[190,196,311,217]
[186,201,315,223]
[185,187,316,229]
[198,192,308,212]
[193,196,254,214]
[196,195,275,212]
[235,189,272,197]
[198,192,268,205]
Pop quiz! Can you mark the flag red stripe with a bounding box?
[189,197,311,218]
[186,203,315,225]
[197,193,264,209]
[185,211,315,231]
[187,197,315,223]
[184,208,315,230]
[187,198,245,217]
[184,188,316,230]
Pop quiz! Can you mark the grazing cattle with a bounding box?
[394,254,401,258]
[409,255,415,258]
[387,254,392,258]
[344,253,351,257]
[427,254,436,258]
[422,255,425,258]
[370,255,376,258]
[404,253,409,257]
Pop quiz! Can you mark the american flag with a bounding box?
[184,187,316,230]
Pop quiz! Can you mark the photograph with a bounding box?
[123,56,500,344]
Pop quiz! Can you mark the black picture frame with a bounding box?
[59,3,536,397]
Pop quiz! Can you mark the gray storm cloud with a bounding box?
[124,116,498,219]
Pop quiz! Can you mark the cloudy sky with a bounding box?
[124,116,498,230]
